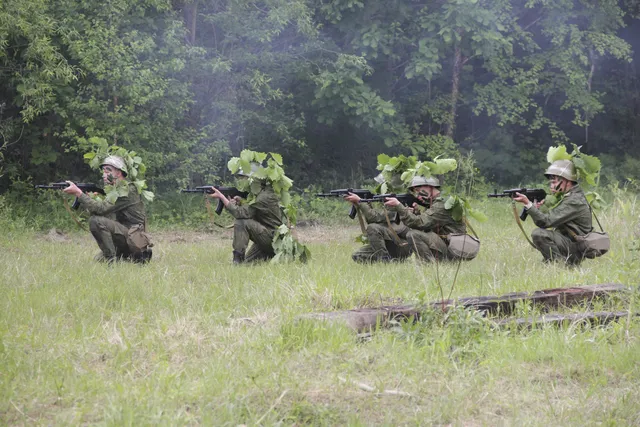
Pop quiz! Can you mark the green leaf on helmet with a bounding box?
[252,167,268,179]
[239,159,251,174]
[269,152,282,165]
[240,150,254,163]
[547,145,572,163]
[432,158,457,175]
[227,158,240,173]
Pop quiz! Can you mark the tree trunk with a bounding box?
[183,1,198,45]
[446,32,467,139]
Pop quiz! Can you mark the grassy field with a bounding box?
[1,199,639,426]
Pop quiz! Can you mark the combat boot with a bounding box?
[232,250,245,264]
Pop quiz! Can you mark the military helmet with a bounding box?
[544,159,577,182]
[100,156,128,176]
[408,175,440,189]
[237,162,261,177]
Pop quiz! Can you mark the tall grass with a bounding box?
[0,199,639,425]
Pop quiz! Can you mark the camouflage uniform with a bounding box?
[526,185,592,265]
[77,183,149,262]
[226,185,283,263]
[351,203,411,263]
[392,197,467,261]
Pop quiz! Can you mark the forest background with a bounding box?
[1,0,640,227]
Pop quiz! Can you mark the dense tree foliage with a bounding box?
[1,0,638,191]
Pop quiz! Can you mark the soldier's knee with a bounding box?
[531,228,549,245]
[366,223,385,237]
[89,216,104,232]
[234,219,248,230]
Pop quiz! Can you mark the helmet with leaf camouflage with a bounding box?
[408,175,440,189]
[236,162,261,178]
[544,159,577,182]
[100,156,128,176]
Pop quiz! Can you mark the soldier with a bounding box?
[513,159,592,266]
[207,165,283,264]
[345,175,412,263]
[62,156,152,264]
[384,176,471,262]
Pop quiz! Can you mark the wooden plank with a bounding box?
[299,283,629,332]
[496,311,637,328]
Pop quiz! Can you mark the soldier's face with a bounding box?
[413,185,435,200]
[549,176,571,193]
[102,165,124,185]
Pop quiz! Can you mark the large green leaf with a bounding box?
[547,145,572,163]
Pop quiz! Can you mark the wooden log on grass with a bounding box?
[300,283,628,332]
[496,311,638,328]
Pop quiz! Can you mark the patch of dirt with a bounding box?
[41,228,71,243]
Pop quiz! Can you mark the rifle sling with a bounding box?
[463,217,480,240]
[383,207,407,246]
[512,202,537,248]
[355,205,367,235]
[63,197,89,232]
[204,196,227,228]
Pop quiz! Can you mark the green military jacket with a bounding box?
[526,185,592,236]
[226,186,283,230]
[78,183,146,228]
[392,197,466,235]
[358,202,408,234]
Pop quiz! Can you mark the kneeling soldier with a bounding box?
[513,160,592,266]
[346,175,411,263]
[207,164,283,264]
[63,156,152,264]
[384,176,470,262]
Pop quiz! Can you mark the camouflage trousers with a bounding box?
[233,219,276,262]
[352,223,412,263]
[89,216,131,259]
[532,228,583,266]
[406,229,455,262]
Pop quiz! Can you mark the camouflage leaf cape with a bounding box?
[227,149,310,263]
[83,137,154,204]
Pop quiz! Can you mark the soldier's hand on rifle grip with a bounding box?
[512,192,530,206]
[534,199,545,209]
[63,181,83,197]
[384,197,400,207]
[344,192,361,204]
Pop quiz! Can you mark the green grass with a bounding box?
[1,200,639,425]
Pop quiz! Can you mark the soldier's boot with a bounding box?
[232,250,246,264]
[131,249,153,265]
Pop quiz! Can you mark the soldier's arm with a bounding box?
[527,196,585,228]
[357,203,387,224]
[225,189,273,219]
[77,192,131,216]
[392,204,444,230]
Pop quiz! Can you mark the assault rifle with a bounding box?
[360,193,429,208]
[35,182,105,209]
[181,186,249,215]
[315,188,374,219]
[487,188,547,220]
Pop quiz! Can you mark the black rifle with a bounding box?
[181,186,249,215]
[487,188,547,220]
[360,193,430,208]
[35,182,105,209]
[315,188,374,219]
